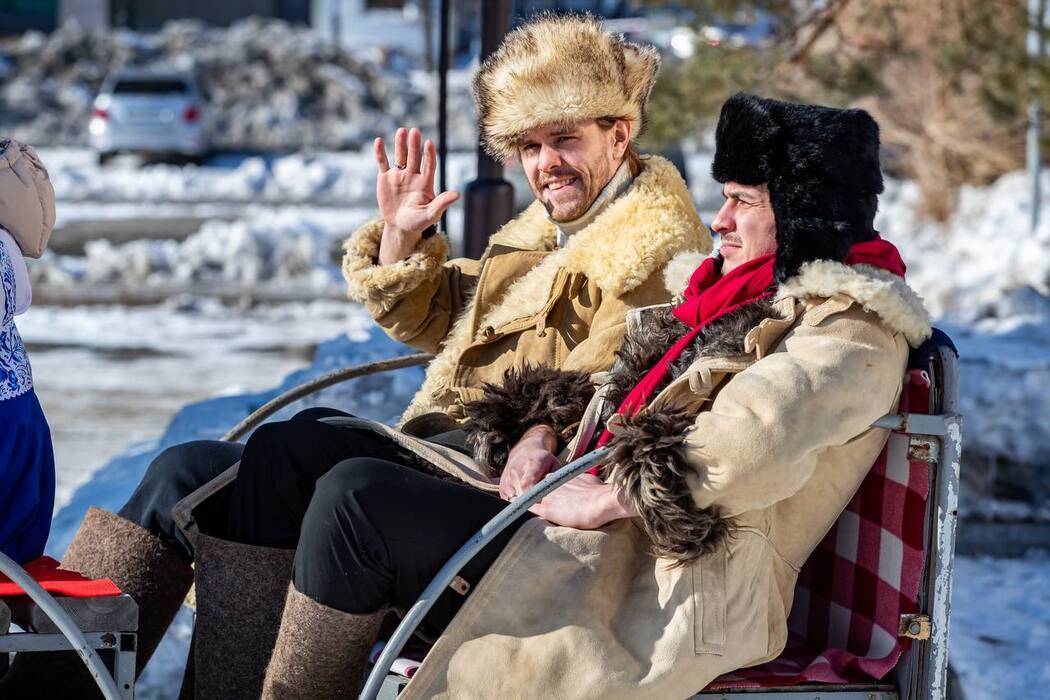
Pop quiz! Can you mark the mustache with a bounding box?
[537,167,580,188]
[720,234,742,246]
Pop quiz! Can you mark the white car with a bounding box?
[90,70,209,165]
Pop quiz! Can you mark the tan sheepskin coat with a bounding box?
[330,254,931,699]
[342,155,710,426]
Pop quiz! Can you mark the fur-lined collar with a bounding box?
[487,155,707,294]
[776,260,931,346]
[477,155,708,335]
[661,251,932,347]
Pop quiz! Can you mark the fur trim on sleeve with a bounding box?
[463,365,595,474]
[606,409,730,565]
[342,218,449,315]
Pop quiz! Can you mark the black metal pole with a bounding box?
[462,0,515,259]
[438,0,450,199]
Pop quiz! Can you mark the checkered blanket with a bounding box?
[708,369,932,689]
[374,370,933,690]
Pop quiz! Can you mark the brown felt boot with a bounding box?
[191,533,294,700]
[0,507,194,699]
[261,585,385,700]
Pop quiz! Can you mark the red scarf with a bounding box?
[593,236,906,452]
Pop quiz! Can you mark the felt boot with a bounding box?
[261,584,385,700]
[0,507,194,699]
[189,532,294,699]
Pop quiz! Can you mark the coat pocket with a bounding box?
[691,547,728,655]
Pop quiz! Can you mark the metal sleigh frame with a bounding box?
[171,332,962,700]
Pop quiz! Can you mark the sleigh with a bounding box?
[1,328,959,699]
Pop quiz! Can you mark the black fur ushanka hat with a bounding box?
[711,93,884,282]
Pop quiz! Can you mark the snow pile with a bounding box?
[940,305,1050,517]
[0,18,477,151]
[32,209,360,294]
[42,149,481,205]
[876,171,1050,319]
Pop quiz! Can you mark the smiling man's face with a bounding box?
[710,181,778,274]
[518,118,630,222]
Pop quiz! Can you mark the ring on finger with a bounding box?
[395,163,406,170]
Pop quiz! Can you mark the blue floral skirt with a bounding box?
[0,389,55,564]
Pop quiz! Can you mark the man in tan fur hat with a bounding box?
[9,15,710,700]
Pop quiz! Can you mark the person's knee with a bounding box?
[299,459,396,544]
[240,421,292,459]
[235,421,307,491]
[140,440,240,497]
[318,458,397,504]
[290,406,351,422]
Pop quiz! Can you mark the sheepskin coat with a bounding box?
[342,155,710,427]
[330,249,931,699]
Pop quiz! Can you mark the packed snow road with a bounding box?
[18,299,368,511]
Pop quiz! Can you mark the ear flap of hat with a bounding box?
[771,217,854,282]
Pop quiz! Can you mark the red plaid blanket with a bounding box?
[708,369,932,689]
[374,370,932,690]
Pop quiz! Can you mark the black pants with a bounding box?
[121,408,529,635]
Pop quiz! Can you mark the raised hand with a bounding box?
[374,127,460,265]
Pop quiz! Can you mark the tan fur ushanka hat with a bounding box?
[472,14,661,160]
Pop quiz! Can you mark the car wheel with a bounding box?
[98,152,115,166]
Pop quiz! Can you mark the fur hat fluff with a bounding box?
[472,13,660,160]
[711,93,884,282]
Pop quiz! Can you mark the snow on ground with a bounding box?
[949,554,1050,699]
[31,147,522,297]
[20,299,375,510]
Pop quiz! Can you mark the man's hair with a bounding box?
[596,116,644,177]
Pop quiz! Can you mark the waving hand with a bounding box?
[374,127,460,264]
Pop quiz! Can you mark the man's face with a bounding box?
[710,181,778,274]
[518,119,630,222]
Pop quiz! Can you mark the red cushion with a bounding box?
[0,556,122,598]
